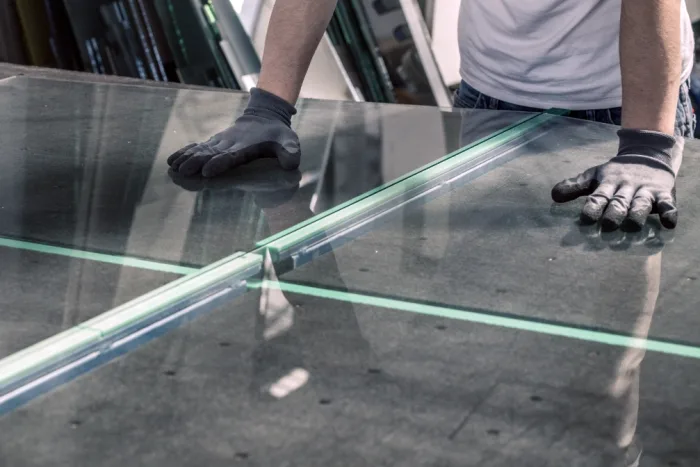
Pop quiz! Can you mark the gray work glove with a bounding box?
[167,87,301,177]
[551,129,681,231]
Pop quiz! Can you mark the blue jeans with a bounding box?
[453,80,696,138]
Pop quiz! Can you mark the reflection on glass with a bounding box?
[0,75,528,374]
[2,235,696,466]
[268,116,700,465]
[0,76,523,267]
[281,117,700,347]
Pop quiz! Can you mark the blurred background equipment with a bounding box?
[3,0,700,106]
[0,0,458,105]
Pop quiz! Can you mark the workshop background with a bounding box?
[2,0,700,127]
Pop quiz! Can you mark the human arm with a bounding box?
[620,0,681,136]
[257,0,339,104]
[551,0,684,230]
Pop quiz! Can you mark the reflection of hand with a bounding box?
[551,130,680,231]
[552,203,674,256]
[167,88,301,177]
[168,159,301,208]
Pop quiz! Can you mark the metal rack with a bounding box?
[0,0,451,106]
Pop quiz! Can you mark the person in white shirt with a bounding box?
[168,0,694,231]
[166,2,694,465]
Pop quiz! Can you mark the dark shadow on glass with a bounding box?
[167,159,302,208]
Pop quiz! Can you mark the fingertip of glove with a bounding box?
[201,164,224,178]
[167,153,183,167]
[178,157,205,176]
[551,183,581,203]
[200,153,232,178]
[600,218,621,232]
[579,212,598,225]
[660,211,678,229]
[278,154,301,171]
[550,180,567,201]
[551,187,568,203]
[168,143,197,166]
[622,217,645,233]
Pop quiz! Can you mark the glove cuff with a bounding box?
[245,87,297,128]
[615,129,676,175]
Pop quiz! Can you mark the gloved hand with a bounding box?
[551,129,681,231]
[167,87,301,177]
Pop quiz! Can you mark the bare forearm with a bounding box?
[257,0,338,104]
[620,0,681,135]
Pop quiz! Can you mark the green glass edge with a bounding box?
[79,252,263,337]
[250,280,700,360]
[256,112,543,248]
[0,237,199,275]
[0,252,261,388]
[263,112,556,254]
[0,328,103,388]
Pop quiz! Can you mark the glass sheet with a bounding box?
[0,283,697,466]
[0,246,179,360]
[0,76,528,268]
[281,116,700,348]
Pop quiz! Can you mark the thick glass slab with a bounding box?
[0,73,534,392]
[1,73,699,466]
[0,282,697,466]
[0,75,528,268]
[0,245,179,361]
[281,116,700,348]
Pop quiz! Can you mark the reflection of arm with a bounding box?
[620,0,681,135]
[611,253,662,453]
[257,0,338,104]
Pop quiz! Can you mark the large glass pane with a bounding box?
[0,73,532,383]
[1,282,697,466]
[281,116,700,347]
[0,76,528,268]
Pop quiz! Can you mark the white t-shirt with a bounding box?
[458,0,695,110]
